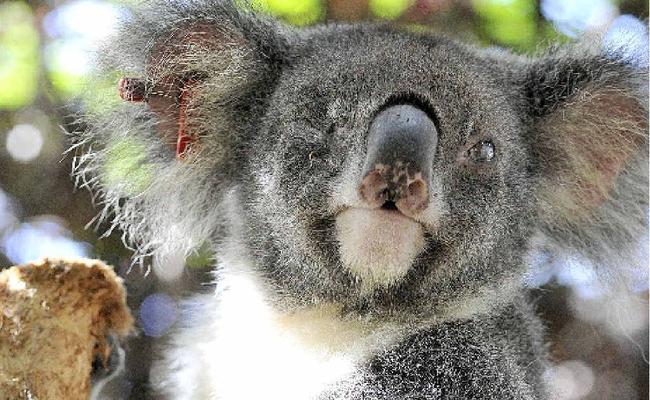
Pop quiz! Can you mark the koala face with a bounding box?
[79,1,647,322]
[244,27,534,316]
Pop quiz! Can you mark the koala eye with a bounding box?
[467,140,495,163]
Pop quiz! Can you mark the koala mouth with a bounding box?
[334,206,426,293]
[380,200,398,211]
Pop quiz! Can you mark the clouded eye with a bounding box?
[467,140,495,163]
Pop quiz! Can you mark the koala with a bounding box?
[72,1,648,399]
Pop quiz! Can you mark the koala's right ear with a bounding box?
[72,2,291,261]
[110,1,289,159]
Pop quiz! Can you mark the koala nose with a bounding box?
[358,104,438,216]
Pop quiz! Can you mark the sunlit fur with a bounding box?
[73,1,648,399]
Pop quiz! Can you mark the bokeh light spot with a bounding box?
[253,0,323,26]
[473,0,537,50]
[139,293,178,337]
[43,0,125,98]
[541,0,616,37]
[603,14,649,68]
[5,124,44,163]
[1,217,91,264]
[43,0,121,42]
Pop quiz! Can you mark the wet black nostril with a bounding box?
[381,201,398,211]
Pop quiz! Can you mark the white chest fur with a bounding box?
[158,258,405,400]
[209,272,365,400]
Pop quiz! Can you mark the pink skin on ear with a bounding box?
[117,23,243,160]
[118,77,197,160]
[175,80,197,159]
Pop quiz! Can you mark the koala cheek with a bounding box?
[335,208,425,293]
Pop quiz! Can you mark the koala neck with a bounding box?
[214,245,408,348]
[206,247,407,399]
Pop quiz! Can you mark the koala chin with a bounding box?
[336,208,425,291]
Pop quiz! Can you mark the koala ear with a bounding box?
[73,2,290,261]
[114,1,287,158]
[522,40,648,273]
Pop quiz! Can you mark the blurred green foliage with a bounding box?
[0,0,581,110]
[0,1,39,109]
[4,0,646,110]
[472,0,537,49]
[82,72,127,116]
[104,136,154,195]
[47,41,85,99]
[254,0,324,25]
[185,242,216,269]
[369,0,412,19]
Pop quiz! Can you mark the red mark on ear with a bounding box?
[118,77,198,160]
[176,80,197,159]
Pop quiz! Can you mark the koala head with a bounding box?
[74,1,648,321]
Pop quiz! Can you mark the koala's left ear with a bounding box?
[520,37,648,269]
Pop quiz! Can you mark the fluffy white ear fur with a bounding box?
[529,56,648,281]
[72,130,225,265]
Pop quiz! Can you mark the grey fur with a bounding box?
[72,1,648,398]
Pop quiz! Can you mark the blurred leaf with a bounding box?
[369,0,413,20]
[45,39,87,98]
[472,0,537,50]
[0,2,39,110]
[538,21,571,47]
[49,69,84,98]
[253,0,324,25]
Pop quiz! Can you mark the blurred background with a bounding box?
[0,0,648,399]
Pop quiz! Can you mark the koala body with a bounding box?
[75,1,648,399]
